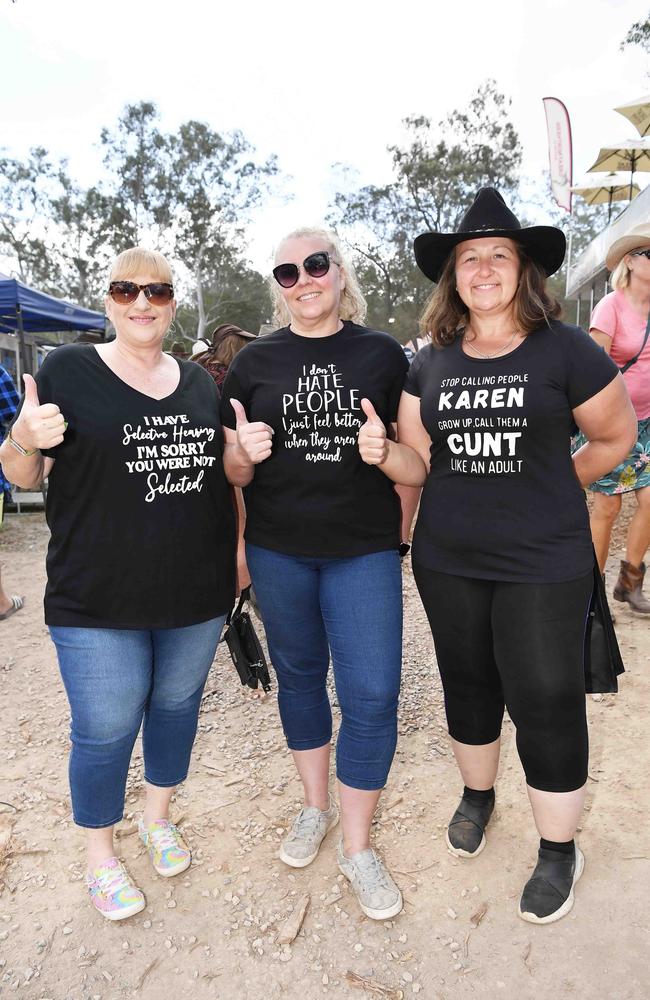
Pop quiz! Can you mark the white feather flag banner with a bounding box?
[543,97,573,213]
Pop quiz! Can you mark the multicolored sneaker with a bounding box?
[86,857,145,921]
[138,818,191,877]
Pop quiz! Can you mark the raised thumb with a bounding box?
[361,397,382,425]
[230,398,248,427]
[23,373,40,407]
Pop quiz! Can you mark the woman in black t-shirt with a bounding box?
[0,248,236,922]
[358,188,636,925]
[221,228,411,921]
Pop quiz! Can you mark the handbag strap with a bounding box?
[226,586,251,626]
[619,309,650,374]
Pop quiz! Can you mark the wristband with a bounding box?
[7,427,38,457]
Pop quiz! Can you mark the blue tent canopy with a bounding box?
[0,277,106,335]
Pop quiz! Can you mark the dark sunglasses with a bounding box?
[631,249,650,260]
[108,281,174,306]
[272,251,338,288]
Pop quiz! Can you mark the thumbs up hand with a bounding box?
[358,397,389,466]
[12,374,66,452]
[230,398,273,465]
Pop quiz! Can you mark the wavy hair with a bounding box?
[270,227,367,327]
[419,242,562,346]
[109,247,173,286]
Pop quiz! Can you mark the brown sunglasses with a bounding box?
[108,281,174,306]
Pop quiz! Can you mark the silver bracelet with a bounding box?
[7,427,38,457]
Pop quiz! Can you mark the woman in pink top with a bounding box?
[588,223,650,613]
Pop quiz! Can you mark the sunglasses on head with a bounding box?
[108,281,174,306]
[631,249,650,261]
[272,251,338,288]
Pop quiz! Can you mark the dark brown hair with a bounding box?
[193,324,255,368]
[419,242,562,346]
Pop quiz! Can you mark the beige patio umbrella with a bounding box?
[571,171,640,221]
[586,138,650,199]
[614,95,650,137]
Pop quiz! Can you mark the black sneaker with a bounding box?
[445,791,495,858]
[518,845,584,924]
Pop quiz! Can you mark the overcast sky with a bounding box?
[1,0,648,274]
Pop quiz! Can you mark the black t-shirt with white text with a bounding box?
[34,345,235,628]
[404,321,619,582]
[220,322,409,558]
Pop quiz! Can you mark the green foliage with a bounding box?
[621,12,650,52]
[532,176,611,325]
[0,146,64,291]
[0,102,277,335]
[328,81,523,338]
[391,81,522,233]
[173,264,271,349]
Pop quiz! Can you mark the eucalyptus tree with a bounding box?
[329,81,523,337]
[0,101,279,337]
[0,146,63,291]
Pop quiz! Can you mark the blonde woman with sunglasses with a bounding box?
[220,228,413,921]
[0,248,236,921]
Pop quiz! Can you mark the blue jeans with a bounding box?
[246,544,403,791]
[49,616,226,828]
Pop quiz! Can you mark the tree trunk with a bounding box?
[195,245,207,341]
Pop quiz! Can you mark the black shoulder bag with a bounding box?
[222,587,272,693]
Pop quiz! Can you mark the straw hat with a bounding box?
[605,223,650,271]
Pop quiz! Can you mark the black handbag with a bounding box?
[223,587,272,693]
[584,552,625,694]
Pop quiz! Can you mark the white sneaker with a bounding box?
[279,797,339,868]
[337,840,403,920]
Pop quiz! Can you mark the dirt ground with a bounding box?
[0,502,648,1000]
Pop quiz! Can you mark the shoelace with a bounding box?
[288,809,322,841]
[92,863,133,895]
[350,851,390,892]
[148,823,182,852]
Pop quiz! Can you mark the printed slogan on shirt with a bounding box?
[437,373,529,475]
[122,414,216,502]
[281,362,362,463]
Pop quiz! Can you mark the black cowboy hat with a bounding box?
[413,187,566,283]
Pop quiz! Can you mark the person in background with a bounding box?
[0,249,236,921]
[586,224,650,613]
[359,188,636,924]
[221,227,414,921]
[192,324,258,393]
[0,363,24,620]
[192,324,259,602]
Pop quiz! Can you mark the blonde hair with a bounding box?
[610,256,632,291]
[270,227,367,327]
[419,242,561,345]
[109,247,174,285]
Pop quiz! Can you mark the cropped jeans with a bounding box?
[246,544,403,791]
[49,616,226,828]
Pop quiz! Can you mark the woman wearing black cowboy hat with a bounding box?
[357,187,636,924]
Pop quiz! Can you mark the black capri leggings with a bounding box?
[412,564,593,793]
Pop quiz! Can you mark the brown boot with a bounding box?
[613,560,650,614]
